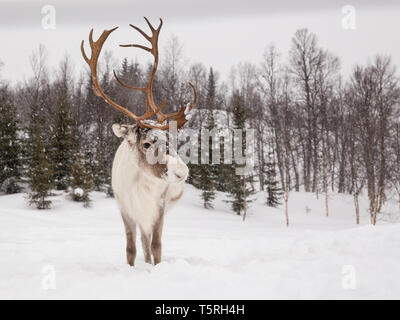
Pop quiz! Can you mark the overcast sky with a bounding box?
[0,0,399,84]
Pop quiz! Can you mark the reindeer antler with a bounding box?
[81,18,197,130]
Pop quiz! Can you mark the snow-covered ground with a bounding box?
[1,185,400,299]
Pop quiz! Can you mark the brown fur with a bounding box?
[169,190,184,203]
[140,228,152,264]
[126,126,168,181]
[121,213,136,266]
[151,189,167,265]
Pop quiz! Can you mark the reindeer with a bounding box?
[81,18,197,266]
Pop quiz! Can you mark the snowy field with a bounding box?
[1,185,400,299]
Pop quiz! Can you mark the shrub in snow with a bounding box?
[74,188,84,197]
[69,153,93,207]
[1,177,21,194]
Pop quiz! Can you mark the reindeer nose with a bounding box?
[174,166,188,181]
[175,173,183,180]
[166,155,188,181]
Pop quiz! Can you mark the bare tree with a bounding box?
[259,44,286,191]
[314,50,340,216]
[347,56,399,225]
[289,29,321,192]
[161,34,185,112]
[281,71,292,227]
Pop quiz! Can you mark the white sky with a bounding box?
[0,0,399,85]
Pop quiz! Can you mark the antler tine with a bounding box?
[119,43,152,52]
[81,27,165,128]
[144,17,163,32]
[120,18,162,55]
[143,82,198,130]
[113,70,146,91]
[129,24,151,41]
[169,82,198,128]
[186,82,198,113]
[119,17,176,125]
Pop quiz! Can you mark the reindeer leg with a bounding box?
[140,228,152,264]
[151,211,164,265]
[121,213,136,267]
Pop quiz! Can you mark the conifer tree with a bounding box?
[197,126,216,208]
[69,152,93,207]
[51,91,77,190]
[225,91,255,216]
[89,71,116,192]
[215,135,232,193]
[83,75,104,191]
[198,165,216,209]
[26,103,53,209]
[186,138,201,187]
[197,68,217,209]
[0,86,22,194]
[264,152,283,207]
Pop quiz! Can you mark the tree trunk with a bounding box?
[272,125,286,192]
[354,192,360,225]
[290,144,300,192]
[242,175,247,222]
[284,125,290,227]
[323,134,329,217]
[285,187,289,227]
[258,136,265,191]
[398,192,400,210]
[338,144,347,193]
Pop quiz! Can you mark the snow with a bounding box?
[73,188,84,197]
[0,185,400,299]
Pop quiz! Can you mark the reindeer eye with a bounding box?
[143,142,151,149]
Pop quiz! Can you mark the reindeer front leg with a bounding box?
[121,214,136,267]
[140,228,153,264]
[151,211,164,265]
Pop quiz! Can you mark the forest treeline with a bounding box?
[0,28,399,225]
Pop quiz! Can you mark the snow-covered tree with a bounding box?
[69,153,93,207]
[50,97,77,190]
[198,68,220,209]
[26,103,53,209]
[264,152,282,207]
[0,86,22,194]
[225,92,255,216]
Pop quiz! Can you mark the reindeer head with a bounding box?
[81,18,196,184]
[112,123,188,184]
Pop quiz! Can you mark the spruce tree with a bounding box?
[51,95,77,190]
[89,71,116,192]
[0,86,22,194]
[197,68,218,209]
[26,103,53,209]
[187,139,201,187]
[264,152,283,207]
[83,75,104,191]
[197,125,216,209]
[198,165,216,209]
[225,92,255,216]
[69,152,93,207]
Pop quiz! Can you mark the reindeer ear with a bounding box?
[112,124,129,138]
